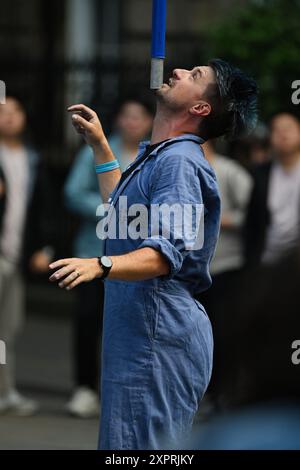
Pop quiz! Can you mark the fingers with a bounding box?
[49,264,75,282]
[67,104,95,120]
[58,270,82,289]
[49,257,86,291]
[68,103,93,113]
[65,276,83,291]
[72,122,86,135]
[72,113,93,129]
[49,259,72,270]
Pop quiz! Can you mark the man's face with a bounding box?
[117,102,153,142]
[0,97,26,138]
[271,114,300,156]
[157,65,216,112]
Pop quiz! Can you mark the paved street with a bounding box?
[0,409,99,450]
[0,284,99,450]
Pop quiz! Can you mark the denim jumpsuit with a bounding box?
[98,134,221,450]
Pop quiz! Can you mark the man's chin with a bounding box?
[156,83,170,97]
[160,83,171,91]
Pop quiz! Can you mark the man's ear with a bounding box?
[189,101,211,117]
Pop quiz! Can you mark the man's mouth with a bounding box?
[160,78,175,89]
[166,77,175,88]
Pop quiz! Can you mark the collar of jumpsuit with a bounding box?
[108,133,205,204]
[137,133,205,158]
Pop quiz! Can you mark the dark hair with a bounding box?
[200,58,258,141]
[5,94,26,112]
[0,95,29,142]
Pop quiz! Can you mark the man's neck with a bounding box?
[0,137,23,150]
[150,104,199,145]
[277,150,300,170]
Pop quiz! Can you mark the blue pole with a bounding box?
[150,0,167,89]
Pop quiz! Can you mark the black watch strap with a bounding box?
[98,256,113,280]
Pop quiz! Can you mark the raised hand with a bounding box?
[67,103,120,204]
[68,104,106,149]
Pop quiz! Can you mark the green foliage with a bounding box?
[205,0,300,119]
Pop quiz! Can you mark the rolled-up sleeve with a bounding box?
[139,234,184,279]
[138,153,204,279]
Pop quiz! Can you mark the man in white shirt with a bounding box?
[246,113,300,266]
[0,97,52,415]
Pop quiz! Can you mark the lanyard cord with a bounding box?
[115,138,199,193]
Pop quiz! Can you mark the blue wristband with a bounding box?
[95,160,120,174]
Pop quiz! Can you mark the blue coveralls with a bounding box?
[98,134,221,450]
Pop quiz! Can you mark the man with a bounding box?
[245,112,300,266]
[203,140,253,278]
[50,59,258,449]
[0,97,55,415]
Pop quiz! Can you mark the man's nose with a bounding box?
[172,69,185,80]
[173,68,190,80]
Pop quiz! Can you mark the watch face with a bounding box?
[101,256,112,269]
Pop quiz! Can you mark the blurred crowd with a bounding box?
[0,93,300,448]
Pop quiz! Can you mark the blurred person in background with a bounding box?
[230,123,270,172]
[246,123,270,168]
[187,248,300,449]
[196,140,253,414]
[0,96,56,415]
[64,95,154,418]
[249,136,270,171]
[245,112,300,266]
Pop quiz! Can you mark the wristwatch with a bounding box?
[98,256,113,280]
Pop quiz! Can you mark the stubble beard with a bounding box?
[156,86,184,113]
